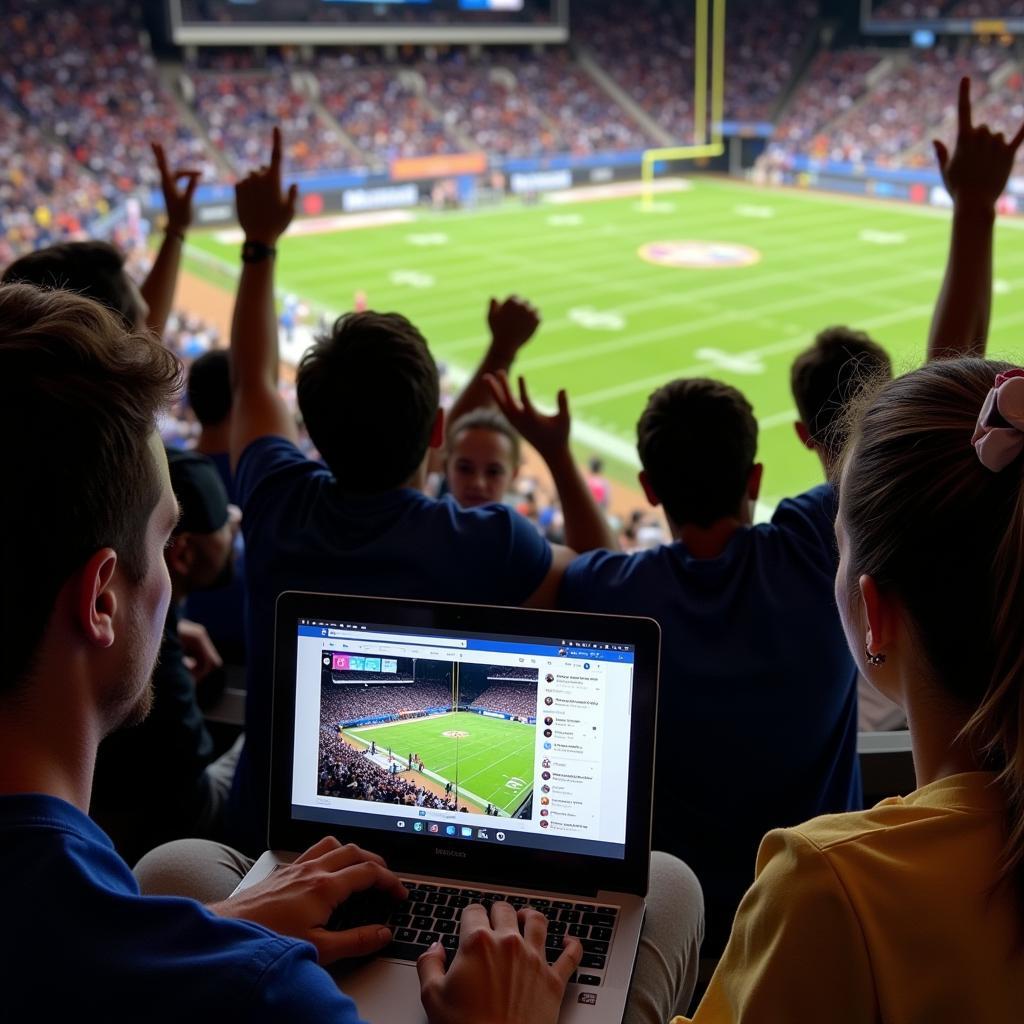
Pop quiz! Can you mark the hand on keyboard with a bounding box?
[416,902,583,1024]
[209,837,408,964]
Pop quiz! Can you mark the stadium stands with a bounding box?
[0,1,215,195]
[317,730,458,809]
[190,70,352,174]
[468,684,536,719]
[768,41,1020,168]
[321,683,453,726]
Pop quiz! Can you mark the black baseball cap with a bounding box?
[165,448,230,535]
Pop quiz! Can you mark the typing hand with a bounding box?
[417,903,582,1024]
[933,76,1024,208]
[210,838,408,964]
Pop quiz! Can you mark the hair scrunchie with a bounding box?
[973,368,1024,472]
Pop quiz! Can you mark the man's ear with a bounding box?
[747,463,764,502]
[794,421,816,451]
[75,549,119,649]
[638,470,660,508]
[429,408,445,450]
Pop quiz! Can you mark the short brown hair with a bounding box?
[297,311,439,493]
[0,284,180,692]
[447,408,521,466]
[791,326,892,461]
[637,378,757,528]
[842,358,1024,907]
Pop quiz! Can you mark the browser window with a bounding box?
[290,617,635,858]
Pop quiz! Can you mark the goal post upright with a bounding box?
[641,0,726,210]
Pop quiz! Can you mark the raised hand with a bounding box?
[487,296,541,360]
[152,142,201,236]
[417,902,582,1024]
[486,370,570,462]
[933,76,1024,207]
[210,837,407,964]
[234,126,299,246]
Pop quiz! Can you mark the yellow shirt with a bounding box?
[674,773,1023,1023]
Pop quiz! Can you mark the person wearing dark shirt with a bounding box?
[224,131,583,851]
[183,349,249,665]
[92,449,241,863]
[559,378,862,955]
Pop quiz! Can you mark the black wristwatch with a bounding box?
[241,240,277,264]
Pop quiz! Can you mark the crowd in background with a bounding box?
[320,683,454,725]
[3,3,1024,1021]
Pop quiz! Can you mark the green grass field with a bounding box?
[188,177,1024,506]
[347,711,535,815]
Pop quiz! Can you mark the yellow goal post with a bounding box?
[641,0,726,210]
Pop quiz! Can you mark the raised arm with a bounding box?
[447,296,540,428]
[927,77,1024,362]
[140,143,201,338]
[229,127,300,472]
[488,371,618,554]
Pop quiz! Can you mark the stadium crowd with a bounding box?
[1,2,1024,1020]
[320,682,454,725]
[467,683,538,719]
[317,730,460,811]
[768,41,1020,169]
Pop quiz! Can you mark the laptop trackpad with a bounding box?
[332,957,426,1023]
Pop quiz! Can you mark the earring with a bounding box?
[865,645,886,667]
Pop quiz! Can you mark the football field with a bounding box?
[347,711,535,815]
[188,177,1024,505]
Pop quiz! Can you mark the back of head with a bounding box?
[842,357,1024,898]
[791,326,892,463]
[0,284,180,693]
[637,378,758,528]
[297,311,439,493]
[2,242,139,330]
[188,349,233,428]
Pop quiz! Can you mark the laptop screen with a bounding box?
[289,615,636,860]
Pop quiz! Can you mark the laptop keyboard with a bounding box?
[383,881,617,987]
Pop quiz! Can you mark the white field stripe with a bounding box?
[501,238,1024,373]
[515,260,951,376]
[434,233,956,357]
[758,409,799,430]
[713,176,1024,231]
[297,188,897,298]
[396,202,919,311]
[292,197,876,298]
[568,300,943,410]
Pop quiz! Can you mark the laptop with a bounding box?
[234,592,661,1023]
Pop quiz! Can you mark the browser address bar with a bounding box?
[326,628,467,649]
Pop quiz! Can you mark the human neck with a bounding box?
[671,515,747,559]
[196,422,231,457]
[899,678,982,788]
[0,681,100,812]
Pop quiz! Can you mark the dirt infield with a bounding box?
[176,269,662,529]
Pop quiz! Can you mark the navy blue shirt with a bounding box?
[0,794,364,1023]
[559,484,861,954]
[229,437,553,851]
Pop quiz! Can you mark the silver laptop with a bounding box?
[235,592,661,1023]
